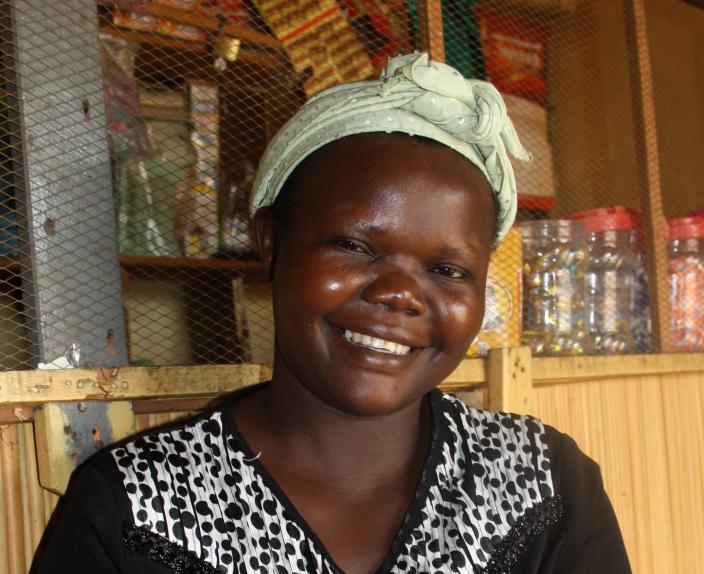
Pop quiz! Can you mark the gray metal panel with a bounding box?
[12,0,128,366]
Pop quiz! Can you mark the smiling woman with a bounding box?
[32,54,631,574]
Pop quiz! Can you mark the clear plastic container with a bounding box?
[569,207,650,353]
[520,220,591,356]
[629,220,652,353]
[569,209,638,354]
[668,217,704,352]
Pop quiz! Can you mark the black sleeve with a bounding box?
[30,452,168,574]
[545,427,632,574]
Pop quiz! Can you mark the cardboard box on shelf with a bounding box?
[468,227,522,357]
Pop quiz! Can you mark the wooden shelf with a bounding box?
[119,254,262,274]
[101,27,285,70]
[0,255,263,275]
[143,2,282,51]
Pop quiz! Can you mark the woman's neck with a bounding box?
[232,374,433,493]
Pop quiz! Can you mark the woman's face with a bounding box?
[257,133,496,417]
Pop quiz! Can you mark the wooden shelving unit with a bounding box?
[99,0,288,70]
[118,254,262,274]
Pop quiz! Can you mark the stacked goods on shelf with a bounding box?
[220,158,257,256]
[174,82,220,258]
[475,7,555,208]
[252,0,373,96]
[468,228,522,357]
[101,35,150,160]
[667,215,704,352]
[520,219,591,356]
[112,1,207,42]
[199,0,251,24]
[103,35,182,257]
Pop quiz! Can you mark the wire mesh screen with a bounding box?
[0,0,701,371]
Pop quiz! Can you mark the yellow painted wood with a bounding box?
[2,354,702,408]
[0,364,271,406]
[441,358,486,388]
[0,425,25,573]
[532,353,704,384]
[487,347,533,414]
[34,402,136,495]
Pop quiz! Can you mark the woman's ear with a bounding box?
[254,207,276,280]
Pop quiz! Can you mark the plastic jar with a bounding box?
[667,217,704,352]
[520,220,591,356]
[569,208,639,354]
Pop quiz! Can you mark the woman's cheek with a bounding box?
[446,295,485,340]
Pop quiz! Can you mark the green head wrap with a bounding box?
[250,52,530,241]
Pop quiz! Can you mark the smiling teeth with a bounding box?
[343,329,411,356]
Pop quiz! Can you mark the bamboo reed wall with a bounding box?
[534,371,704,574]
[0,424,58,574]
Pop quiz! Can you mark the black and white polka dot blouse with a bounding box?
[33,387,632,574]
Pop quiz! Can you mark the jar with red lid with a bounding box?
[667,216,704,352]
[520,220,591,356]
[568,208,638,354]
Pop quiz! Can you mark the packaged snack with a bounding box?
[475,6,549,106]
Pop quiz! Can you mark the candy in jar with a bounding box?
[520,220,591,356]
[667,216,704,352]
[568,208,638,354]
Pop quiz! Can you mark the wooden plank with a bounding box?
[0,364,271,406]
[144,1,283,49]
[1,354,703,408]
[532,353,704,384]
[34,402,136,495]
[132,397,217,414]
[441,357,486,386]
[626,0,672,352]
[102,26,207,53]
[0,425,25,573]
[0,406,33,424]
[101,27,285,69]
[416,0,445,62]
[119,254,263,273]
[486,347,532,414]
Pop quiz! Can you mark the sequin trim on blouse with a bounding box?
[123,523,225,573]
[483,495,565,573]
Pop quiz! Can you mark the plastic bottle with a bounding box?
[667,216,704,352]
[520,220,591,356]
[569,208,640,354]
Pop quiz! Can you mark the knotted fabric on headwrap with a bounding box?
[250,52,530,241]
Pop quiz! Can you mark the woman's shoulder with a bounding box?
[438,392,596,491]
[438,393,552,461]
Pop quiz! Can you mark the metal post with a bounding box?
[9,0,128,366]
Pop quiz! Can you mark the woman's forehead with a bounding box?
[290,132,490,193]
[275,133,496,245]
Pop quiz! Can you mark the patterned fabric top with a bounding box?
[112,390,563,573]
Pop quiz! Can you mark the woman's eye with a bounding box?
[334,239,370,254]
[432,264,468,279]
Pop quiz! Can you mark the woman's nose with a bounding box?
[360,270,428,316]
